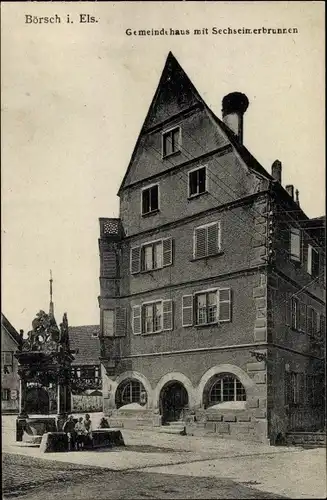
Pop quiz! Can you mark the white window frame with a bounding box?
[194,288,218,326]
[188,165,207,198]
[132,238,173,274]
[141,183,160,215]
[162,125,181,158]
[193,221,221,259]
[142,300,163,334]
[192,287,231,326]
[132,299,173,335]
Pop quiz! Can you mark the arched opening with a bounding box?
[160,381,189,424]
[25,386,50,414]
[204,373,246,409]
[115,379,147,409]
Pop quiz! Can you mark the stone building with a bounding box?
[98,53,325,443]
[1,313,21,413]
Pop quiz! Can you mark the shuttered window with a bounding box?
[132,300,174,335]
[131,238,173,274]
[131,247,141,274]
[115,307,127,337]
[194,222,220,259]
[182,295,193,327]
[132,306,142,335]
[183,288,232,327]
[163,300,173,331]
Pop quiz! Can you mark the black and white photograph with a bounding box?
[1,1,326,498]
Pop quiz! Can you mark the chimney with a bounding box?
[285,184,294,200]
[271,160,282,183]
[222,92,249,144]
[295,189,300,206]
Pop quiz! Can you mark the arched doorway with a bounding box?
[25,387,50,414]
[160,381,188,424]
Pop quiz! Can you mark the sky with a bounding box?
[1,1,325,333]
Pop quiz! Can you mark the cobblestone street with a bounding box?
[3,453,287,500]
[2,416,326,499]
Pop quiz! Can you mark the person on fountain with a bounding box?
[63,415,76,451]
[83,413,93,448]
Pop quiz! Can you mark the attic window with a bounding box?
[142,184,159,215]
[189,167,207,197]
[162,127,181,157]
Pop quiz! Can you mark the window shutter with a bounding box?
[102,310,114,337]
[194,227,206,259]
[132,305,142,335]
[307,307,313,335]
[307,245,313,275]
[182,295,193,327]
[162,238,173,267]
[218,288,231,322]
[299,302,306,332]
[162,300,173,331]
[285,293,292,326]
[115,307,126,337]
[207,223,219,256]
[131,246,141,274]
[320,315,326,337]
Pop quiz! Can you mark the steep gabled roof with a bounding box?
[118,52,271,194]
[69,325,100,366]
[1,313,21,345]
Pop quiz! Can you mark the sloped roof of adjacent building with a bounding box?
[1,313,21,345]
[68,325,101,366]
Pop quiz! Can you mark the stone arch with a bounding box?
[114,371,153,408]
[154,372,196,409]
[197,364,257,408]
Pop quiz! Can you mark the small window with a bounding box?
[290,227,301,262]
[189,167,206,197]
[2,389,10,401]
[142,185,159,215]
[209,375,246,405]
[163,127,181,157]
[194,222,221,259]
[307,244,320,277]
[1,352,13,374]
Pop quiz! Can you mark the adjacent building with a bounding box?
[1,313,21,413]
[69,325,102,412]
[98,52,325,443]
